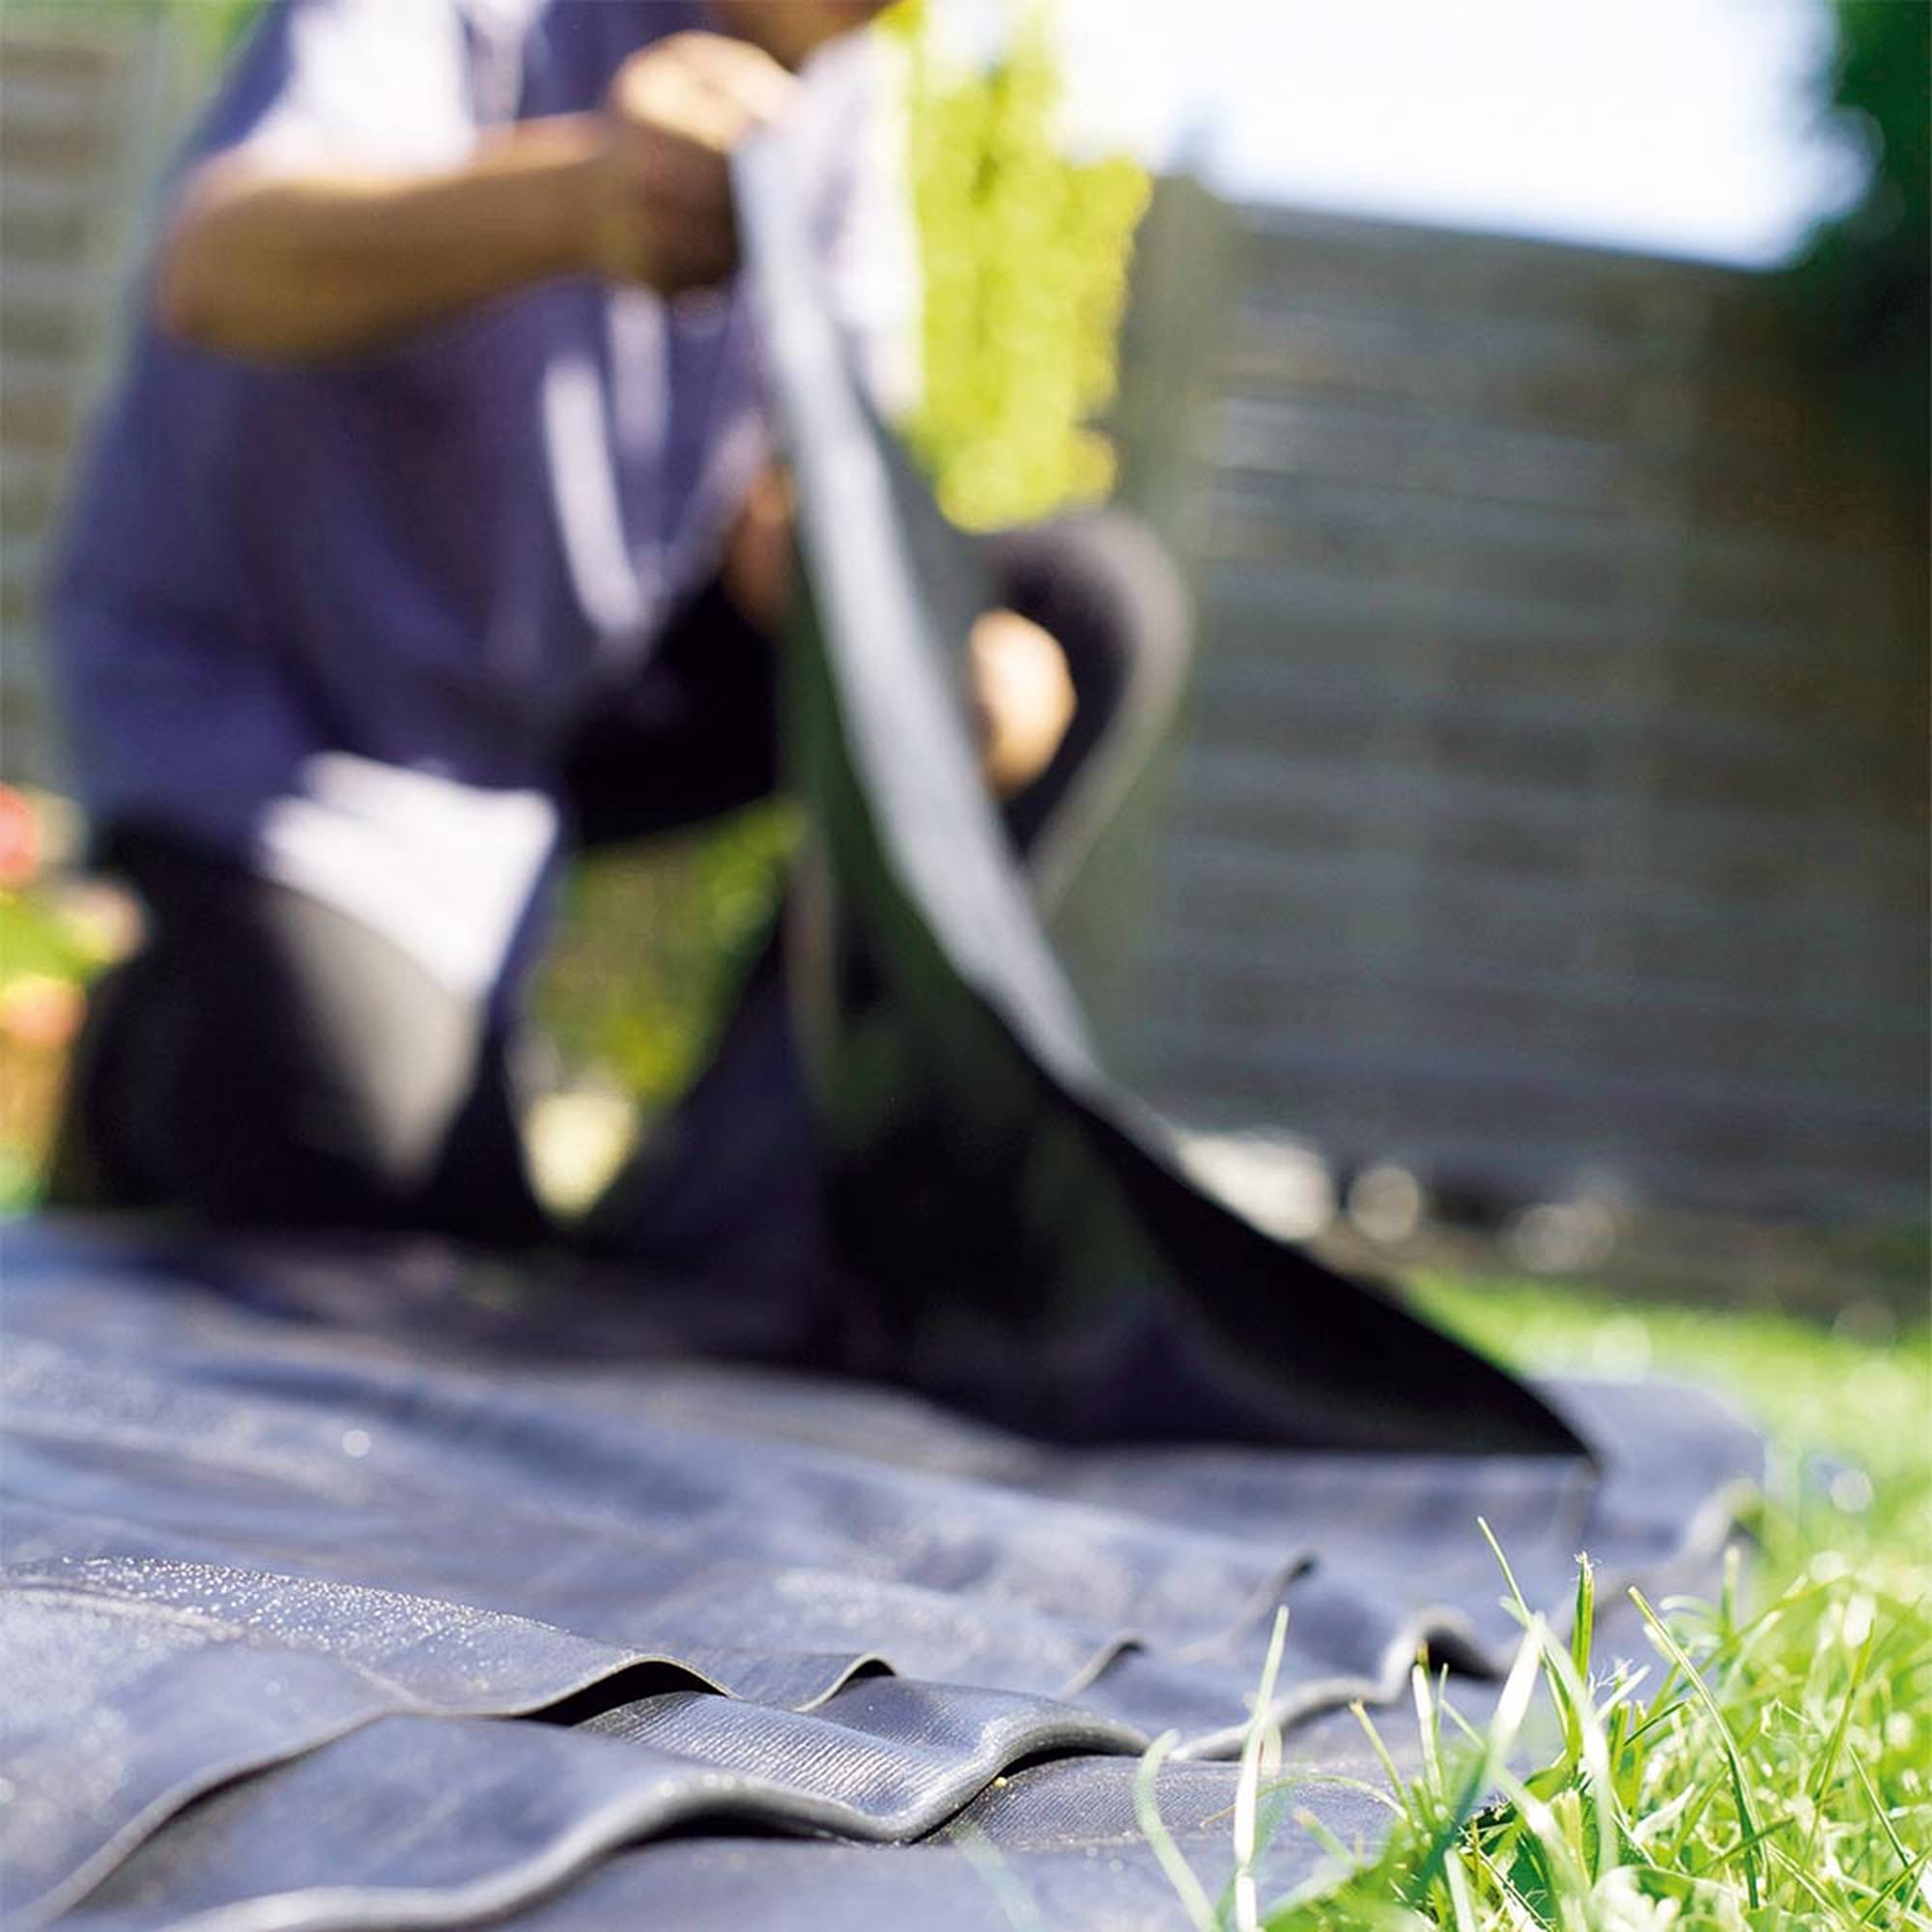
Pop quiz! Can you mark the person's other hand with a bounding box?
[970,610,1076,798]
[721,466,1075,799]
[591,33,796,293]
[722,464,797,636]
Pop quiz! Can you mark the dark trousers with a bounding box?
[53,511,1188,1245]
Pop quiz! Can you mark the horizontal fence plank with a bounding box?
[1193,469,1881,616]
[1154,951,1924,1096]
[0,192,92,268]
[1207,393,1649,517]
[1214,313,1833,475]
[0,76,123,140]
[1161,838,1917,964]
[1149,928,1929,1050]
[0,112,120,175]
[1140,1099,1918,1222]
[0,373,81,458]
[0,293,91,361]
[1186,653,1909,770]
[1215,320,1710,450]
[0,22,128,79]
[1198,389,1874,540]
[0,257,119,312]
[1187,628,1919,771]
[1170,707,1926,855]
[1197,552,1916,693]
[1156,1014,1923,1139]
[1145,1028,1926,1187]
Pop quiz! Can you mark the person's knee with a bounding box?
[76,958,423,1230]
[985,508,1194,871]
[173,966,504,1234]
[64,850,520,1236]
[1064,507,1192,669]
[991,507,1193,729]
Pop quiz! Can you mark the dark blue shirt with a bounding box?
[50,0,909,995]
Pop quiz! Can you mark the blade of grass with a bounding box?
[1133,1730,1217,1932]
[1806,1619,1875,1870]
[953,1822,1049,1932]
[1855,1845,1932,1927]
[1684,1807,1798,1882]
[1849,1750,1916,1889]
[1569,1551,1596,1691]
[1477,1517,1528,1614]
[1350,1700,1422,1829]
[1764,1838,1858,1928]
[1403,1623,1548,1905]
[1411,1663,1444,1803]
[1630,1584,1764,1911]
[1530,1617,1623,1881]
[1232,1605,1290,1932]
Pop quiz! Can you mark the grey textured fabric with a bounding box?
[502,1751,1428,1932]
[59,1689,1140,1930]
[0,1563,669,1924]
[2,1227,1760,1927]
[62,1723,1406,1932]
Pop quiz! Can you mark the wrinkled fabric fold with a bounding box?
[2,1228,1759,1926]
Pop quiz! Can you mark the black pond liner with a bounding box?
[0,126,1763,1930]
[734,128,1581,1462]
[2,1241,1760,1930]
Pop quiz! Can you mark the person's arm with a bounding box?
[156,118,602,359]
[156,31,796,362]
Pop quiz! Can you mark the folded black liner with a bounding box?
[736,132,1581,1459]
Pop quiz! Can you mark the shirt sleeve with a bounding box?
[184,0,481,176]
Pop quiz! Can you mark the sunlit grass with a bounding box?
[1416,1277,1932,1605]
[1137,1281,1932,1929]
[1249,1549,1931,1928]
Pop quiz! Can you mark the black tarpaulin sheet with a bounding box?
[1,127,1764,1928]
[735,132,1580,1461]
[4,1226,1759,1928]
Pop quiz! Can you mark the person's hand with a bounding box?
[721,465,1075,798]
[970,610,1076,798]
[721,464,797,636]
[589,33,796,293]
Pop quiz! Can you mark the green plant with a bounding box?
[532,805,799,1108]
[1117,1289,1932,1929]
[1253,1546,1931,1928]
[1784,0,1930,491]
[6,0,265,45]
[897,0,1151,528]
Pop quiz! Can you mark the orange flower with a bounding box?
[0,785,41,890]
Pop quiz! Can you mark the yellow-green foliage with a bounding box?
[898,0,1150,527]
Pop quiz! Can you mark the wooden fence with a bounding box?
[1,10,208,787]
[1091,181,1928,1219]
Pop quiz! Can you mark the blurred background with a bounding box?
[1,0,1925,1326]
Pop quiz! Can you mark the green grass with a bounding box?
[1143,1280,1932,1930]
[1416,1279,1931,1606]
